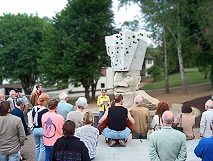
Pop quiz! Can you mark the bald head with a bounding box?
[162,110,174,125]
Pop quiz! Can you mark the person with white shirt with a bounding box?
[200,99,213,138]
[75,111,99,160]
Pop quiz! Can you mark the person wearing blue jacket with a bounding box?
[194,119,213,161]
[11,98,28,135]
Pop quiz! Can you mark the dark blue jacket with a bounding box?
[194,137,213,161]
[51,136,90,161]
[11,107,28,135]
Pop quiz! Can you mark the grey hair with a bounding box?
[16,98,25,106]
[162,110,174,124]
[59,92,68,100]
[9,90,16,96]
[76,97,88,109]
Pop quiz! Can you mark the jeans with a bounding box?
[45,146,52,161]
[103,127,131,139]
[99,111,105,121]
[33,128,45,161]
[98,111,105,129]
[0,152,20,161]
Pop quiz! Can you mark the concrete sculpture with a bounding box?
[105,30,159,108]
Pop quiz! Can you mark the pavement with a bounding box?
[22,91,202,161]
[22,134,201,161]
[22,106,202,161]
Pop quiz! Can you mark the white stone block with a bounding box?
[105,31,148,71]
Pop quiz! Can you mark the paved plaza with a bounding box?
[23,134,201,161]
[21,107,202,161]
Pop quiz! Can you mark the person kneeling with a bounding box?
[99,94,135,147]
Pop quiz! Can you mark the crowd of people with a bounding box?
[0,85,213,161]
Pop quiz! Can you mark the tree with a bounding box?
[121,20,139,31]
[147,65,161,81]
[119,0,190,93]
[0,14,48,94]
[39,0,115,100]
[195,0,213,89]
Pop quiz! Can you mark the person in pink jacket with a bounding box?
[42,99,64,161]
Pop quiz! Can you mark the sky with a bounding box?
[0,0,142,27]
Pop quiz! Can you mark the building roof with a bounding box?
[0,83,22,89]
[145,55,154,59]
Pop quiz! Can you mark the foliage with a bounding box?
[0,14,48,94]
[195,0,213,89]
[118,0,213,91]
[147,65,161,81]
[39,0,115,100]
[121,20,139,31]
[142,68,210,90]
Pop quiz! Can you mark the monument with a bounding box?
[105,30,159,109]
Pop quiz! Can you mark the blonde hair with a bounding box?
[82,111,94,124]
[37,93,49,106]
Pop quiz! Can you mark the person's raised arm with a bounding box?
[98,110,108,124]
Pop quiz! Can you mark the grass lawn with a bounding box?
[141,68,210,90]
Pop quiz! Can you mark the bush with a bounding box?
[147,65,161,81]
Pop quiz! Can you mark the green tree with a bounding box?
[119,0,196,93]
[147,65,161,81]
[0,14,47,94]
[121,20,139,31]
[40,0,115,100]
[195,0,213,88]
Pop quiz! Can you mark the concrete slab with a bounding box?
[23,134,201,161]
[95,136,201,161]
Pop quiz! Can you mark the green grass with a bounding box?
[141,68,210,90]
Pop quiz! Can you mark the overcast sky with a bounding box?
[0,0,141,27]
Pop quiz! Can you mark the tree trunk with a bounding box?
[91,79,98,101]
[177,44,187,93]
[163,25,170,93]
[82,80,90,102]
[176,3,187,94]
[84,86,90,103]
[211,62,213,89]
[0,76,3,85]
[20,78,35,95]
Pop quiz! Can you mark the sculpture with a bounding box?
[105,30,159,108]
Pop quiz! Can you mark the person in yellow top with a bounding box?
[97,89,110,120]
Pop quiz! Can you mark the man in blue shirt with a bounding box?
[11,98,28,135]
[57,92,74,120]
[194,119,213,161]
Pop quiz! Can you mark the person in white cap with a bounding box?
[200,99,213,138]
[66,97,88,128]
